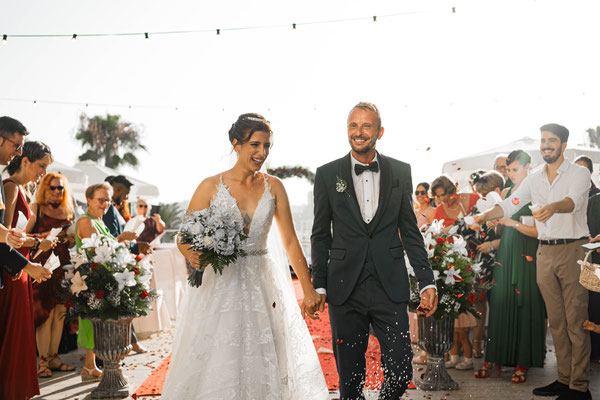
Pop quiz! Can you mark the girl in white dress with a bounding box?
[162,113,329,400]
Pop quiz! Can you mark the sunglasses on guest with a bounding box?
[414,190,428,195]
[138,204,148,209]
[50,185,64,191]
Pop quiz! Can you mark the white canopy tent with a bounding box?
[74,160,160,201]
[442,137,600,191]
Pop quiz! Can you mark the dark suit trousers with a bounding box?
[328,262,412,400]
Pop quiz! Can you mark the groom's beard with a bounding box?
[350,135,377,155]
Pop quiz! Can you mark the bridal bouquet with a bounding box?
[178,204,247,287]
[62,234,156,320]
[408,220,493,320]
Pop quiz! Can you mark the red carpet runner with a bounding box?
[132,280,385,398]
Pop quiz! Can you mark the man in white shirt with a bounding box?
[476,123,591,400]
[311,102,437,399]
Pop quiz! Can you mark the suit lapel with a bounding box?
[368,152,392,234]
[338,154,368,234]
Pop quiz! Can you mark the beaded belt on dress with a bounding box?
[246,249,268,256]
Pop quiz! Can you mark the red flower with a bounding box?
[435,237,445,245]
[131,266,141,275]
[447,264,454,269]
[455,293,464,298]
[446,236,454,244]
[467,266,472,271]
[135,255,143,262]
[434,257,439,262]
[91,263,98,271]
[95,290,105,299]
[467,293,477,304]
[140,290,149,299]
[481,232,486,238]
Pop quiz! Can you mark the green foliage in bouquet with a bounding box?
[62,234,157,321]
[408,220,493,320]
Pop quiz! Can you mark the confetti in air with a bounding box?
[523,255,533,262]
[512,197,520,205]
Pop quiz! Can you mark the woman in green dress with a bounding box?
[475,150,546,383]
[75,183,137,381]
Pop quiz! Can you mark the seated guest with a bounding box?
[136,199,166,243]
[586,194,600,361]
[76,183,138,381]
[574,155,600,197]
[431,175,480,370]
[27,172,76,377]
[0,121,52,400]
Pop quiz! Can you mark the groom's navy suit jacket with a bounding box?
[311,152,434,306]
[0,178,29,289]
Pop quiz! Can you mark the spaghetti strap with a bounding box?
[219,174,224,184]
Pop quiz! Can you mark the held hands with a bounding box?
[417,288,438,318]
[24,262,52,284]
[532,204,555,223]
[300,287,324,320]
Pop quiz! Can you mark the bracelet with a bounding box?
[490,241,494,251]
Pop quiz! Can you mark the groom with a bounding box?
[311,102,437,400]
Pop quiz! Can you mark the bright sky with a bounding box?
[1,0,599,204]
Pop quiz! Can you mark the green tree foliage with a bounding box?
[75,113,146,169]
[159,202,186,241]
[586,125,600,148]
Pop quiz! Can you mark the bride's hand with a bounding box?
[301,287,322,320]
[188,252,208,269]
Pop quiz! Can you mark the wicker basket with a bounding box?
[578,250,600,293]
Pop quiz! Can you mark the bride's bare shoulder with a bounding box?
[188,175,223,209]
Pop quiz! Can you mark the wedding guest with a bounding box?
[414,182,435,230]
[103,175,148,353]
[585,194,600,361]
[76,182,137,381]
[27,172,76,377]
[471,170,504,359]
[0,117,51,400]
[494,153,512,188]
[574,155,600,198]
[475,150,545,383]
[136,199,166,243]
[476,124,592,399]
[432,175,479,370]
[119,199,132,222]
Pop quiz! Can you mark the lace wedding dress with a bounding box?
[162,177,329,400]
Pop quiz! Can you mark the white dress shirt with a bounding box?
[498,159,590,240]
[316,153,435,297]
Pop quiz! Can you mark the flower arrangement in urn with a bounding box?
[408,220,493,320]
[62,234,157,320]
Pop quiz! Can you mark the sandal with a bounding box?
[38,355,52,378]
[48,353,75,372]
[81,366,103,382]
[473,340,484,358]
[474,362,500,378]
[511,365,528,383]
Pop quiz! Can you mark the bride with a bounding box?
[162,113,329,399]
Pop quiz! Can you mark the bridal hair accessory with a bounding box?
[244,116,270,123]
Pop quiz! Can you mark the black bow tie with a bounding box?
[354,161,379,175]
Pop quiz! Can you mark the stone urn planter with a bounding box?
[414,315,459,391]
[90,317,133,399]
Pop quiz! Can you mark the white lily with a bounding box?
[447,225,459,235]
[444,265,462,285]
[428,219,444,236]
[71,250,89,269]
[80,233,102,249]
[433,270,440,281]
[93,243,114,264]
[114,270,137,291]
[450,235,468,256]
[70,271,88,296]
[137,271,152,290]
[471,262,483,274]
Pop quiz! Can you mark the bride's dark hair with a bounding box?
[228,113,272,146]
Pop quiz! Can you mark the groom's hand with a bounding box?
[418,288,438,318]
[318,294,326,312]
[301,289,323,320]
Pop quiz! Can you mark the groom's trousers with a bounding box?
[328,261,412,400]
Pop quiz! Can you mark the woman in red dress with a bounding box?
[0,141,54,399]
[431,175,480,371]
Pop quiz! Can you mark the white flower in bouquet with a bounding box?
[70,271,88,296]
[404,256,415,277]
[444,264,462,285]
[428,219,445,235]
[471,261,483,274]
[93,242,114,264]
[114,270,137,291]
[80,233,102,249]
[137,271,152,290]
[114,249,135,267]
[71,251,89,269]
[433,270,440,281]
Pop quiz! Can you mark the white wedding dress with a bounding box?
[162,177,329,400]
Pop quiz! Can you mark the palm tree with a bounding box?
[586,126,600,148]
[159,202,186,241]
[75,113,147,169]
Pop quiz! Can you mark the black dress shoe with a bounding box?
[556,389,592,400]
[533,380,570,396]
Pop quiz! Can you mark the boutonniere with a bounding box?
[336,176,351,197]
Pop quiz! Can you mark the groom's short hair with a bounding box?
[349,102,381,131]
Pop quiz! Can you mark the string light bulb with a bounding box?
[216,29,220,35]
[2,34,7,44]
[144,32,149,39]
[292,23,296,29]
[72,33,77,41]
[373,16,377,22]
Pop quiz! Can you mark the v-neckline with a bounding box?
[219,178,269,236]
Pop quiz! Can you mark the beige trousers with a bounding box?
[537,239,590,392]
[36,304,67,361]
